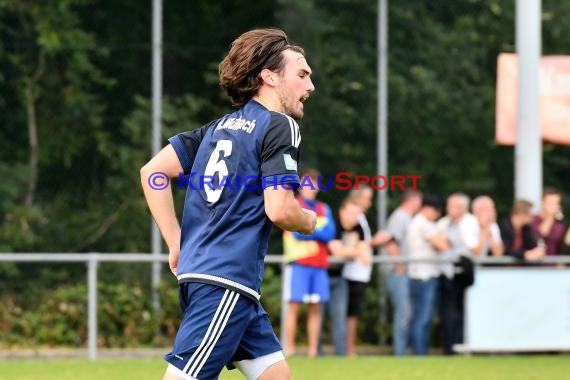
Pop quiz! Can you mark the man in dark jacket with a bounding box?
[499,199,545,261]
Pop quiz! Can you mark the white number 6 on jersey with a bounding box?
[204,139,233,203]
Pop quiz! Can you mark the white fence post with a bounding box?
[280,260,287,352]
[87,255,98,360]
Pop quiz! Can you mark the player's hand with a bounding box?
[299,208,317,235]
[168,248,180,276]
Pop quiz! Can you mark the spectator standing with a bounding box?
[406,195,449,355]
[531,188,566,256]
[384,189,423,355]
[283,168,336,357]
[499,199,545,261]
[471,196,504,257]
[341,187,391,356]
[327,198,373,356]
[436,193,479,355]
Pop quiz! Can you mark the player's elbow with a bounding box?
[140,163,152,183]
[265,204,287,225]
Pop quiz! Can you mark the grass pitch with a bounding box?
[0,355,568,379]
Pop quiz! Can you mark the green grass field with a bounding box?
[1,356,569,380]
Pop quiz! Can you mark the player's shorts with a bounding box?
[347,280,368,317]
[283,264,330,303]
[164,282,283,380]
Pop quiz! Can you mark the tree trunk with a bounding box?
[23,52,44,209]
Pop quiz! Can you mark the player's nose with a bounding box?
[306,76,315,93]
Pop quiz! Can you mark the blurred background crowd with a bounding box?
[284,168,570,357]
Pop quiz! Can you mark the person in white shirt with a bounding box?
[471,196,504,257]
[436,193,478,355]
[406,195,449,355]
[338,187,391,356]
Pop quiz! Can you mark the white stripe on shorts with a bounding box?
[182,289,240,378]
[182,289,231,374]
[191,291,240,377]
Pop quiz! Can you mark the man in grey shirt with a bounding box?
[384,190,422,355]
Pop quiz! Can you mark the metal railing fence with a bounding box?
[1,253,569,360]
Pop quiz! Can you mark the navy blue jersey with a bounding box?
[169,100,301,301]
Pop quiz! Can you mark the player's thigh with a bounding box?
[165,284,251,380]
[232,303,284,379]
[234,352,290,380]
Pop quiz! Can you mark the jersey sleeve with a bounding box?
[168,122,214,174]
[260,113,301,190]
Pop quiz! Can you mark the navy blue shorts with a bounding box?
[164,282,283,379]
[284,264,330,303]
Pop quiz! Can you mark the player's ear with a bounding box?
[260,69,277,87]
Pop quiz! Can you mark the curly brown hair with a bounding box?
[219,28,305,106]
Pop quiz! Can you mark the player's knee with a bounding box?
[257,360,292,380]
[163,365,197,380]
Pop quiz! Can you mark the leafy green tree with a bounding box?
[0,0,111,252]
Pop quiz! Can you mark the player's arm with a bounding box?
[140,145,182,274]
[261,113,315,233]
[292,204,336,242]
[264,188,316,234]
[140,123,212,274]
[327,240,359,259]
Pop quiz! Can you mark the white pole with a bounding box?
[515,0,542,211]
[377,0,389,346]
[151,0,163,310]
[87,257,98,360]
[280,261,287,351]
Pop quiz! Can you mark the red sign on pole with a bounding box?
[495,53,570,145]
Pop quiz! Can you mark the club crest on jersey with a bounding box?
[283,153,297,171]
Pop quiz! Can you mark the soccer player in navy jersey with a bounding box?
[140,28,316,380]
